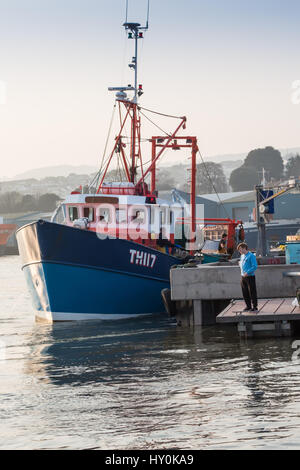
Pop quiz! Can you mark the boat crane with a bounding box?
[256,178,300,256]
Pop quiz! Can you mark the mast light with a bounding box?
[137,84,144,97]
[146,196,157,204]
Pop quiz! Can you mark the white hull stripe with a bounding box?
[35,311,160,323]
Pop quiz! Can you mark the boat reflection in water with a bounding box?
[22,316,300,450]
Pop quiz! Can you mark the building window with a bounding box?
[232,207,250,222]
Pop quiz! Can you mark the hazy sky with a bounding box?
[0,0,300,178]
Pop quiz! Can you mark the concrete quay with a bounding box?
[169,259,300,327]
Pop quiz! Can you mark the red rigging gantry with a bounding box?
[95,93,199,244]
[89,17,243,254]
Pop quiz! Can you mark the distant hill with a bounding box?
[158,160,243,181]
[13,165,98,181]
[205,152,247,163]
[5,146,300,183]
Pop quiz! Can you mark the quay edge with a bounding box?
[169,260,300,327]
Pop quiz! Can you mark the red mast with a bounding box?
[95,14,199,250]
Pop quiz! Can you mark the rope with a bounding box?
[197,149,231,219]
[139,105,184,120]
[139,110,171,136]
[146,0,150,27]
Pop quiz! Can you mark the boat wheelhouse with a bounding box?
[52,189,180,254]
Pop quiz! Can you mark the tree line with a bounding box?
[229,147,300,191]
[0,191,61,214]
[192,148,300,194]
[156,147,300,195]
[92,148,300,195]
[1,149,299,211]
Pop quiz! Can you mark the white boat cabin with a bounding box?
[51,191,182,253]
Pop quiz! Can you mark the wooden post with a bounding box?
[193,300,203,326]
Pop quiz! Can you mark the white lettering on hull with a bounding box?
[130,249,157,268]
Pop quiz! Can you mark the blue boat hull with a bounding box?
[16,220,181,321]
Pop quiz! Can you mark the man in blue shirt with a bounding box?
[237,242,258,312]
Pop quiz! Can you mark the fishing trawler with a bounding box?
[16,11,202,322]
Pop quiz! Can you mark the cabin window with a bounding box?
[160,209,168,225]
[51,204,67,225]
[83,207,95,222]
[161,208,173,225]
[131,209,145,223]
[160,208,173,225]
[68,206,78,222]
[116,209,127,224]
[99,208,111,223]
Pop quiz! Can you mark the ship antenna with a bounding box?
[104,2,151,187]
[146,0,150,29]
[121,0,150,103]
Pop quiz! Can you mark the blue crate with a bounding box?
[286,242,300,264]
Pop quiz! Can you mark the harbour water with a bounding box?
[1,256,300,450]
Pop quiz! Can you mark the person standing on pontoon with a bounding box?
[237,242,258,312]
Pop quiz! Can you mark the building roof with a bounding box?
[222,191,255,203]
[198,191,255,204]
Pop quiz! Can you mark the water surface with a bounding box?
[0,256,300,449]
